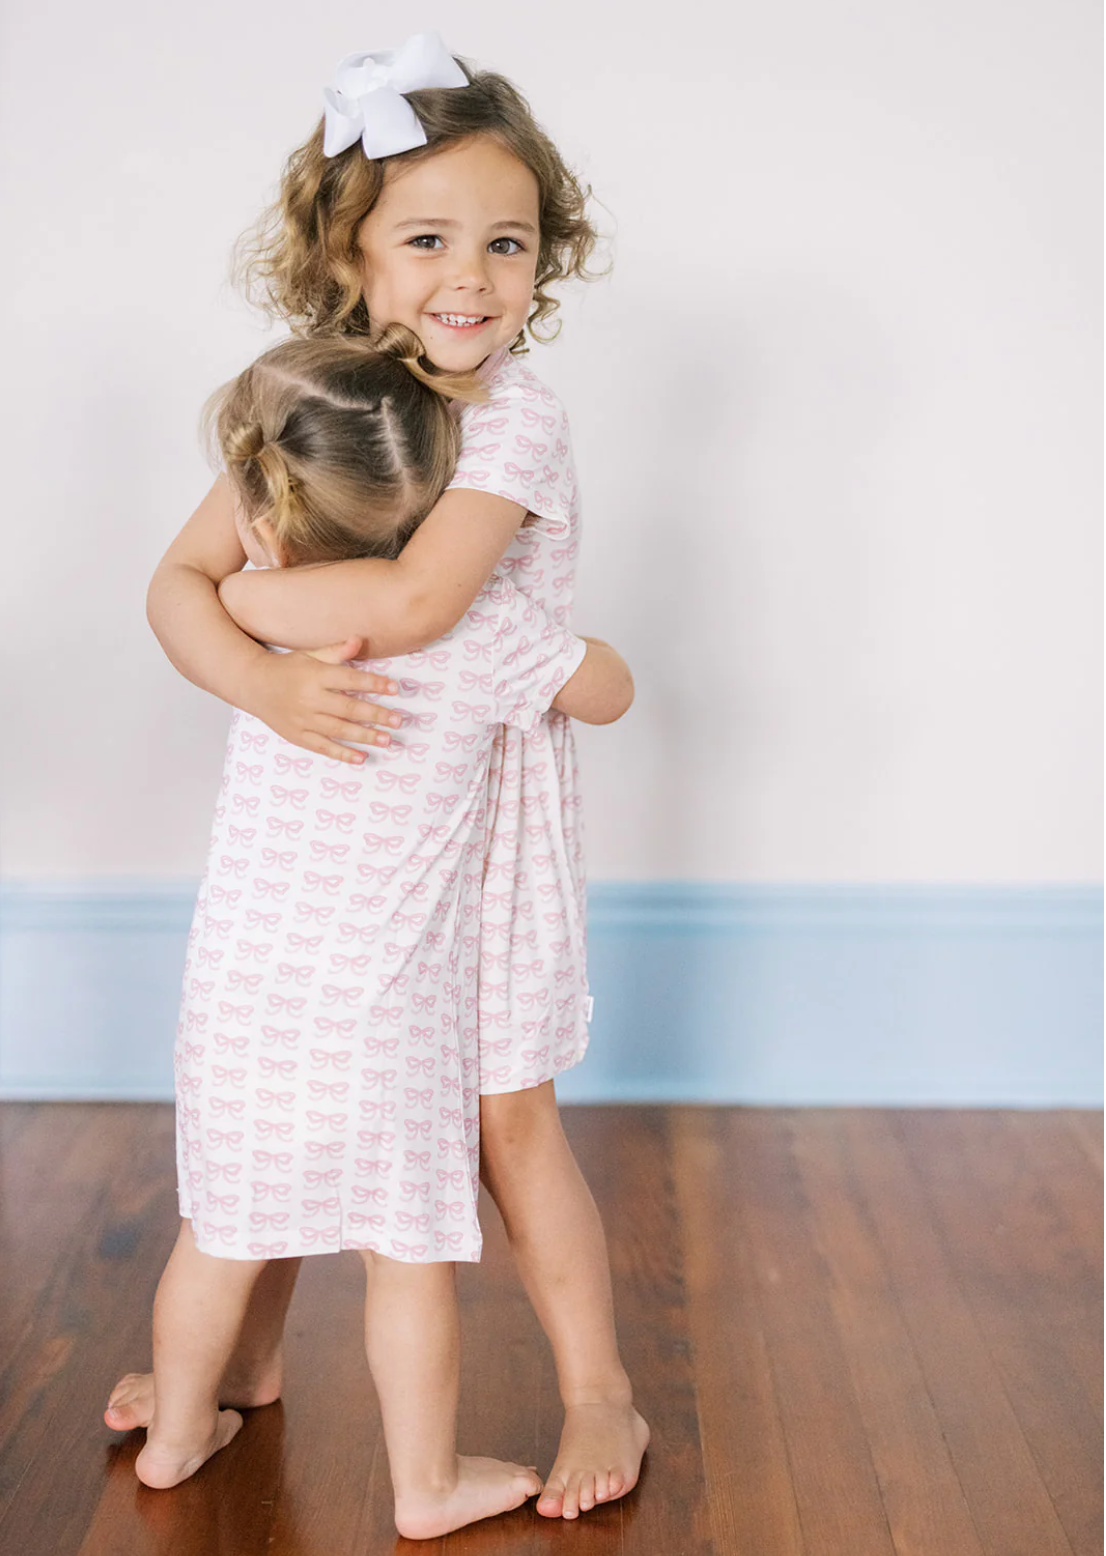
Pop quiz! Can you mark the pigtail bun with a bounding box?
[216,413,304,559]
[251,442,302,549]
[372,322,486,404]
[223,420,266,464]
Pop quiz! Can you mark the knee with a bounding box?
[358,1247,453,1281]
[480,1081,562,1164]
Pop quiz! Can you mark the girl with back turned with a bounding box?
[136,326,632,1540]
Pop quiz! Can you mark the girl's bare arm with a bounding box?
[147,476,401,765]
[217,485,526,658]
[553,638,634,725]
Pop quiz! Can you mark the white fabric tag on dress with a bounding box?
[584,996,595,1023]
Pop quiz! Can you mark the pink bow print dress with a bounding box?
[174,579,585,1263]
[447,349,593,1095]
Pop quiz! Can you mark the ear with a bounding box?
[252,517,287,568]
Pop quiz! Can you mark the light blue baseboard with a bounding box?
[0,882,1101,1106]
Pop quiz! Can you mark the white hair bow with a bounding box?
[322,32,467,160]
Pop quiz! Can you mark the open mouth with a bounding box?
[429,313,493,331]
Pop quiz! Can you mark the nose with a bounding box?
[445,242,492,293]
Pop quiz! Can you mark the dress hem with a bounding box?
[179,1210,483,1266]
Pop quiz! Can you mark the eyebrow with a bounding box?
[393,217,538,234]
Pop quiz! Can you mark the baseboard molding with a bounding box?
[1,881,1101,1105]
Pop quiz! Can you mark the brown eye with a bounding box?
[488,237,523,255]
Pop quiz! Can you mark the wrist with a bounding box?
[231,642,278,717]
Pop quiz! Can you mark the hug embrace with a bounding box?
[103,30,649,1542]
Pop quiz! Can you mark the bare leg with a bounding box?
[105,1256,301,1431]
[479,1082,650,1520]
[359,1250,542,1539]
[134,1219,265,1488]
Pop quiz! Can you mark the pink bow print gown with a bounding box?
[175,578,585,1263]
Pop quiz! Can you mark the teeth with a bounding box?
[436,314,484,327]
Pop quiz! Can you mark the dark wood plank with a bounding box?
[0,1105,144,1368]
[895,1110,1102,1556]
[840,1111,1075,1556]
[0,1105,179,1555]
[564,1104,713,1556]
[1062,1109,1104,1176]
[670,1106,804,1555]
[1002,1112,1103,1303]
[719,1109,898,1556]
[0,1101,41,1150]
[791,1110,988,1556]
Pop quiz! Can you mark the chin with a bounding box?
[438,345,493,374]
[422,319,513,369]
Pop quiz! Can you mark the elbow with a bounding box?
[146,563,170,638]
[602,667,635,724]
[588,665,635,725]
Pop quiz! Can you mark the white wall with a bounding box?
[1,0,1100,883]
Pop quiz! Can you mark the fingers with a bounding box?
[325,694,402,733]
[299,734,366,765]
[331,665,400,698]
[320,713,395,748]
[295,653,399,702]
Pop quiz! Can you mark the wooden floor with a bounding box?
[0,1105,1100,1556]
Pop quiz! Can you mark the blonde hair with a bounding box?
[236,60,601,349]
[206,326,483,565]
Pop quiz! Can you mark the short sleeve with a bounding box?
[473,577,586,734]
[446,361,575,537]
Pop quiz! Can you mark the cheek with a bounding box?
[506,265,538,314]
[361,254,423,315]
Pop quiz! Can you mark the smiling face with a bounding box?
[357,135,541,372]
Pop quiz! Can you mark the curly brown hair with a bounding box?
[236,60,602,351]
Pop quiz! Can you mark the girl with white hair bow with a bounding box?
[111,32,650,1531]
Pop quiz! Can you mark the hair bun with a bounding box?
[226,421,266,463]
[370,323,486,405]
[372,322,426,367]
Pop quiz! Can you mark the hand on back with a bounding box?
[248,638,401,766]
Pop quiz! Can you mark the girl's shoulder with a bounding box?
[449,350,576,530]
[472,348,569,428]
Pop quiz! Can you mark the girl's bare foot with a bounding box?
[536,1400,651,1519]
[394,1455,543,1540]
[134,1408,244,1489]
[105,1355,282,1432]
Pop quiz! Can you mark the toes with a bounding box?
[578,1473,597,1512]
[516,1465,543,1498]
[537,1476,566,1518]
[594,1470,613,1502]
[607,1470,626,1498]
[561,1473,583,1520]
[214,1408,244,1455]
